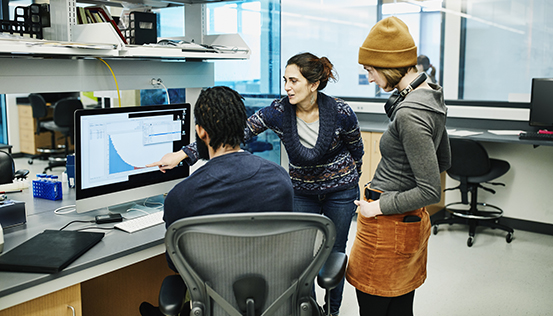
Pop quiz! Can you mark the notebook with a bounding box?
[0,230,104,273]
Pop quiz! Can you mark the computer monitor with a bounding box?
[74,104,191,214]
[530,78,553,129]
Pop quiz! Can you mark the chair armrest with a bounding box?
[317,252,347,290]
[159,275,186,316]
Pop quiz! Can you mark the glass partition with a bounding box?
[0,95,7,146]
[462,0,553,101]
[205,0,281,164]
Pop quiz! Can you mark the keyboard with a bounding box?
[114,211,164,233]
[518,131,553,141]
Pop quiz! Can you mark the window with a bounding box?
[0,95,6,145]
[461,0,553,101]
[205,0,281,164]
[156,6,185,38]
[281,0,379,98]
[280,0,442,99]
[206,0,281,96]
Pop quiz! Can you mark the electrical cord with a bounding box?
[96,57,122,107]
[76,226,116,232]
[125,208,150,216]
[59,220,95,231]
[159,81,170,104]
[54,205,77,215]
[151,78,170,104]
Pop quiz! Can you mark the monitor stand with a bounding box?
[106,194,165,219]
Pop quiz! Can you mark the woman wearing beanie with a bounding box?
[346,17,451,316]
[149,52,364,315]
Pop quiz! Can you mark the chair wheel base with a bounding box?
[506,232,514,243]
[445,202,503,220]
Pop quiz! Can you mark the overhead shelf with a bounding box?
[0,0,247,94]
[0,32,250,60]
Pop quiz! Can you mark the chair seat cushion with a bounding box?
[42,121,71,134]
[448,158,510,183]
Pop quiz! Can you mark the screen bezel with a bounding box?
[530,78,553,129]
[74,104,191,213]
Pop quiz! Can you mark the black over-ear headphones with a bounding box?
[384,72,428,118]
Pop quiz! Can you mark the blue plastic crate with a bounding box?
[32,179,63,200]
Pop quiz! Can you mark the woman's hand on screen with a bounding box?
[146,150,187,173]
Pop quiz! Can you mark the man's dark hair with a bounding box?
[194,86,247,150]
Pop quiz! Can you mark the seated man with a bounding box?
[141,86,294,316]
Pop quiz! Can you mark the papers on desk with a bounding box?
[447,129,483,137]
[145,40,250,54]
[448,129,525,137]
[487,130,525,136]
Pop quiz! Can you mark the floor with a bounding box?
[14,157,553,316]
[14,156,66,182]
[313,216,553,316]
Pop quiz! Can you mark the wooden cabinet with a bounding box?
[81,254,174,316]
[359,131,382,190]
[0,254,172,316]
[18,104,64,155]
[0,284,81,316]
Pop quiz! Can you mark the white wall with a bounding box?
[6,94,26,154]
[445,142,553,224]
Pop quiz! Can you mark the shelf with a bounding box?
[0,0,247,94]
[0,36,250,60]
[75,0,243,9]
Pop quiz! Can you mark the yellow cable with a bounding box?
[96,57,122,107]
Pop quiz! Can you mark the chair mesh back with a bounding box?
[166,213,334,316]
[448,138,490,177]
[179,230,320,315]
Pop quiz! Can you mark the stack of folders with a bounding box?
[76,5,127,44]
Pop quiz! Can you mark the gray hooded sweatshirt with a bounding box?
[371,83,451,215]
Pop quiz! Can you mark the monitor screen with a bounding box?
[530,78,553,129]
[75,104,191,213]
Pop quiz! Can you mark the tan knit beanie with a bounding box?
[359,16,417,68]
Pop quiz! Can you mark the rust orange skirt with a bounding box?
[346,206,431,297]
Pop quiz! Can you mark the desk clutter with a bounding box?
[0,3,44,39]
[519,130,553,141]
[32,174,62,200]
[0,199,26,229]
[0,230,104,273]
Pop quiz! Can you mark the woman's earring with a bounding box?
[310,93,316,106]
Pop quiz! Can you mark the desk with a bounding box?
[358,116,553,228]
[0,145,12,154]
[0,186,172,315]
[359,119,553,147]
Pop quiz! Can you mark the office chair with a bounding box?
[432,138,514,247]
[0,151,29,185]
[42,98,83,173]
[27,93,64,164]
[157,212,346,316]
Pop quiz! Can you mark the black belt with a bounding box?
[364,184,382,201]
